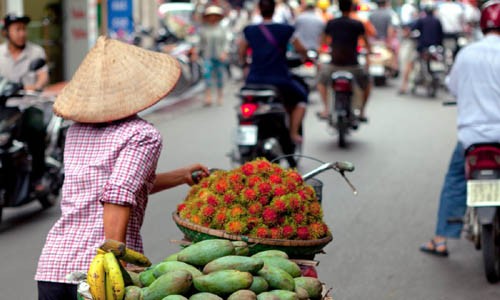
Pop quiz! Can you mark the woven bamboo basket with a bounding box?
[172,212,333,258]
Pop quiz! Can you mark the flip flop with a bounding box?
[420,239,449,257]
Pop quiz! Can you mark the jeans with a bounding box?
[435,142,467,238]
[204,58,225,89]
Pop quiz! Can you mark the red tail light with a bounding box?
[333,79,352,92]
[241,103,258,118]
[304,61,314,68]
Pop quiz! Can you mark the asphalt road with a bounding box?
[1,77,500,299]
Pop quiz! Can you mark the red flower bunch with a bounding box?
[178,158,329,240]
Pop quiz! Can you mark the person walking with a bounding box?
[35,36,209,299]
[199,5,229,106]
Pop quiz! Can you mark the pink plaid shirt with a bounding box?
[35,116,162,283]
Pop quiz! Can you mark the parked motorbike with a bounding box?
[0,59,67,223]
[230,84,299,168]
[459,143,500,283]
[410,45,446,98]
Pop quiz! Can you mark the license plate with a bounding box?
[235,125,258,146]
[430,61,445,72]
[467,180,500,207]
[369,65,385,76]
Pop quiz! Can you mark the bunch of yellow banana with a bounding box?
[87,249,125,300]
[87,240,150,300]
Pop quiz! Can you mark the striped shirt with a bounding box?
[35,116,162,283]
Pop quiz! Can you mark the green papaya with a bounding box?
[142,270,193,300]
[128,270,143,287]
[193,270,253,296]
[249,276,269,294]
[268,290,299,300]
[162,253,179,262]
[257,265,295,291]
[177,239,235,266]
[256,292,281,300]
[227,290,257,300]
[259,257,301,277]
[162,296,188,300]
[154,261,203,278]
[294,287,309,300]
[203,256,264,274]
[124,286,143,300]
[252,250,289,259]
[232,241,250,256]
[189,292,223,300]
[293,277,322,299]
[139,268,157,287]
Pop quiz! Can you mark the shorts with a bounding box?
[318,64,369,90]
[38,281,77,300]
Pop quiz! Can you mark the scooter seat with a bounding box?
[239,84,281,98]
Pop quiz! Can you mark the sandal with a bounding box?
[420,239,449,257]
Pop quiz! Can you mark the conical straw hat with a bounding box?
[53,36,181,123]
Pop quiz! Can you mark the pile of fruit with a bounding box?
[86,239,326,300]
[177,159,329,240]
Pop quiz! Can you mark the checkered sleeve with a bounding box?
[100,128,161,206]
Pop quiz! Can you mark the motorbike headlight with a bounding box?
[0,132,11,146]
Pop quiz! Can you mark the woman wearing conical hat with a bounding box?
[34,36,209,299]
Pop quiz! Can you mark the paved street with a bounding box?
[1,76,499,299]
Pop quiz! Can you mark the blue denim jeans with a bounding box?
[435,142,467,238]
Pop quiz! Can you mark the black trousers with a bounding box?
[20,106,46,181]
[38,281,78,300]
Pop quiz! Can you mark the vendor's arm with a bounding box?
[103,203,130,242]
[151,164,209,194]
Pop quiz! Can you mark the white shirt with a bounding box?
[0,42,48,86]
[400,3,418,25]
[448,34,500,149]
[437,1,464,34]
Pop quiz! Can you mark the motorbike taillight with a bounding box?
[465,145,500,179]
[304,61,314,68]
[241,103,258,118]
[332,79,352,93]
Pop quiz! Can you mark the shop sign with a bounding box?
[107,0,134,42]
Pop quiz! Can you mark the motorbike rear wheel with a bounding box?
[482,212,500,283]
[337,116,348,148]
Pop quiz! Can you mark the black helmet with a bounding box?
[3,14,30,30]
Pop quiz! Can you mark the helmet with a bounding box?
[317,0,330,10]
[480,0,500,33]
[3,13,30,30]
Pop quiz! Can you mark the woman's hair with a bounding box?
[338,0,353,12]
[259,0,276,18]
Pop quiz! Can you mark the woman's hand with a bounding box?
[151,163,210,194]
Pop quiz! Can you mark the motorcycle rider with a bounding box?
[411,4,444,53]
[239,0,308,145]
[294,0,325,51]
[420,0,500,256]
[0,14,49,192]
[317,0,371,121]
[436,0,465,58]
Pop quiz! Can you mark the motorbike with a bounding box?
[456,143,500,283]
[410,45,446,98]
[0,59,68,223]
[358,42,397,86]
[230,84,300,168]
[289,50,319,90]
[326,69,364,148]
